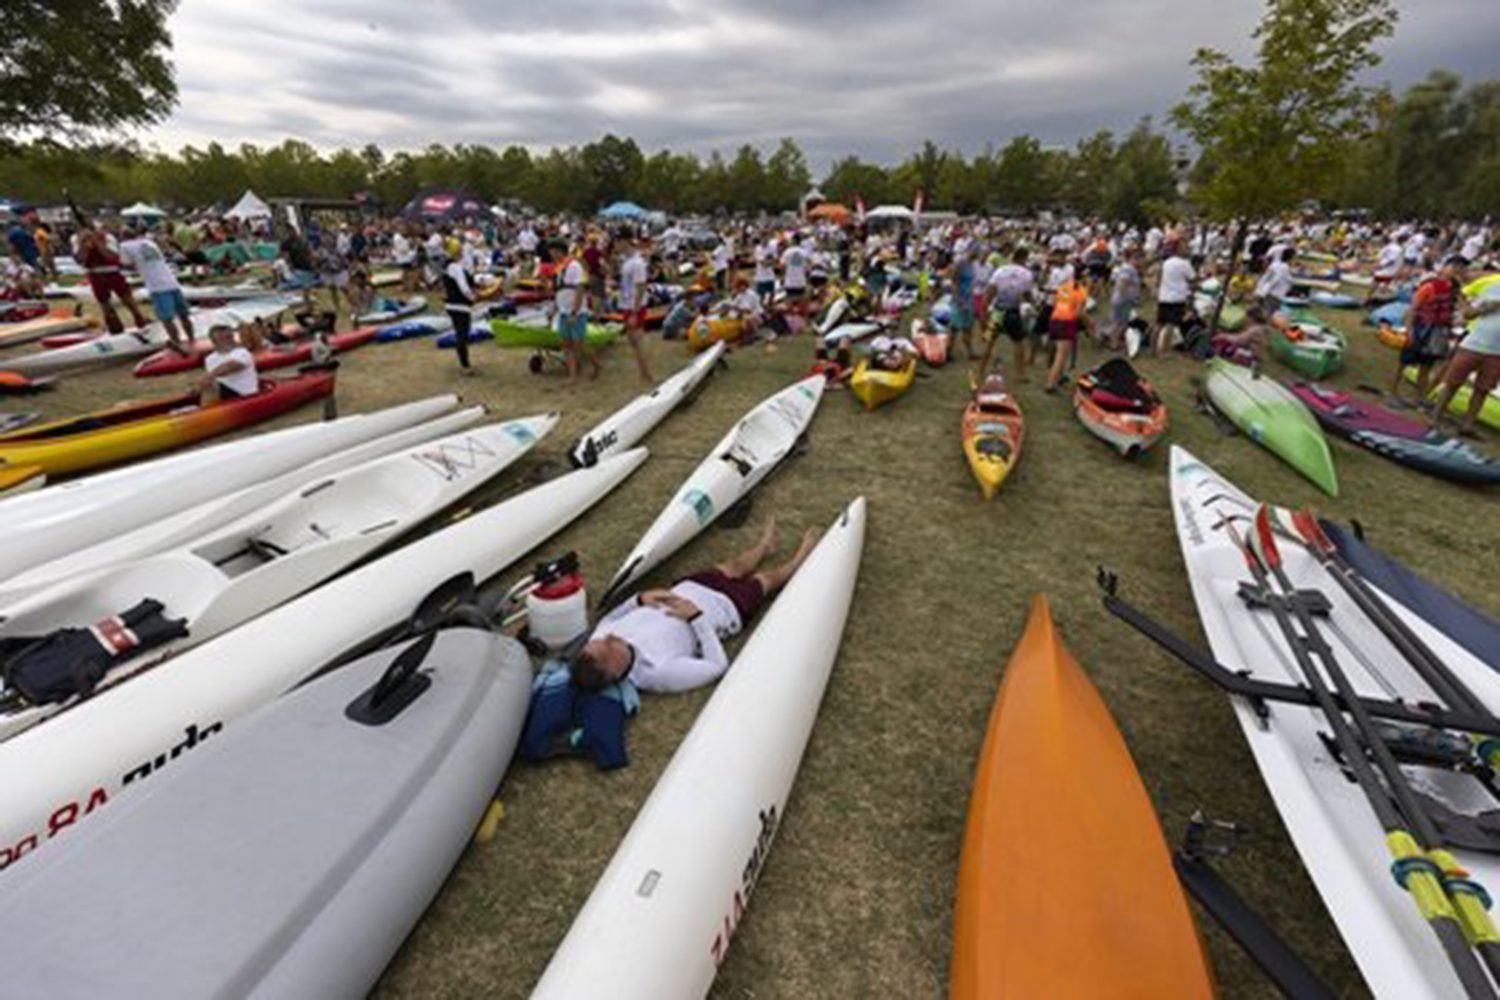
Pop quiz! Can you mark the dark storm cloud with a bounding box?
[156,0,1500,172]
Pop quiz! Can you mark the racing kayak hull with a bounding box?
[1203,358,1339,496]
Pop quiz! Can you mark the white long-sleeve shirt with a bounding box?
[589,581,744,693]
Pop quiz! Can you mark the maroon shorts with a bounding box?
[1049,317,1080,343]
[87,271,133,306]
[680,569,766,624]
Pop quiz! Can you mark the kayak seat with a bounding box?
[974,436,1013,461]
[1083,386,1150,413]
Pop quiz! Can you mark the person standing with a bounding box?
[1152,242,1195,356]
[78,224,148,333]
[120,226,193,354]
[1394,255,1467,408]
[583,234,608,312]
[780,235,809,307]
[978,246,1037,380]
[1255,248,1295,317]
[442,248,481,373]
[317,238,351,317]
[1431,283,1500,437]
[619,237,654,383]
[1107,248,1143,351]
[552,242,599,382]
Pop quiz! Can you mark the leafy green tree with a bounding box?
[1173,0,1396,327]
[764,138,811,212]
[726,144,768,214]
[993,136,1050,214]
[1101,119,1179,227]
[822,156,891,209]
[580,134,645,208]
[0,0,178,141]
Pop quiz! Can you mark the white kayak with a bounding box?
[533,498,868,999]
[0,395,460,582]
[568,342,725,468]
[0,406,485,606]
[603,375,825,602]
[4,298,295,378]
[1170,445,1500,999]
[356,295,428,325]
[821,321,884,348]
[0,627,530,999]
[55,281,269,305]
[0,416,555,742]
[0,448,648,875]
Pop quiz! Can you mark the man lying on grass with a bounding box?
[570,519,818,693]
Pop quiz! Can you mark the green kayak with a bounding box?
[1194,293,1247,332]
[490,318,621,350]
[1203,358,1339,495]
[1269,322,1346,379]
[1402,366,1500,430]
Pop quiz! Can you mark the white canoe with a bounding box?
[0,406,485,606]
[1171,446,1500,999]
[56,282,269,305]
[821,321,884,348]
[4,298,294,378]
[568,342,725,468]
[533,498,867,999]
[0,415,555,742]
[604,375,825,601]
[0,628,531,999]
[0,448,648,875]
[0,395,460,582]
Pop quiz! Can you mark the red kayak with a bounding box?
[133,327,379,378]
[912,318,951,367]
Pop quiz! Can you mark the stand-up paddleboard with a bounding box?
[0,407,486,606]
[950,596,1214,998]
[568,342,725,468]
[533,498,867,1000]
[603,375,825,603]
[3,299,295,379]
[0,396,460,583]
[1203,357,1339,496]
[1170,446,1500,998]
[0,448,648,875]
[0,416,555,742]
[0,627,530,999]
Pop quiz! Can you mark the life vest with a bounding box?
[0,599,189,706]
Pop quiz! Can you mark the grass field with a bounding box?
[10,286,1498,998]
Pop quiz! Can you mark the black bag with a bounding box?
[1,599,189,706]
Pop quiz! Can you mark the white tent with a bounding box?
[866,204,915,220]
[225,190,272,221]
[120,201,167,218]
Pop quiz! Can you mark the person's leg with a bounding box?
[627,316,652,382]
[751,528,820,596]
[1046,339,1068,391]
[1460,360,1500,436]
[1413,361,1436,409]
[715,518,778,578]
[452,311,472,370]
[177,295,194,339]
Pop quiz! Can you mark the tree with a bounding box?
[994,136,1051,214]
[0,0,178,141]
[726,145,768,214]
[822,156,891,209]
[1102,119,1179,227]
[1173,0,1396,327]
[580,134,645,208]
[1067,131,1117,216]
[764,138,811,212]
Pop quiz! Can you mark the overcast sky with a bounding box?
[148,0,1499,172]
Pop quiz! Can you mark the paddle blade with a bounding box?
[1253,505,1283,571]
[1290,508,1335,556]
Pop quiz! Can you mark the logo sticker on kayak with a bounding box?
[683,489,715,525]
[414,436,499,479]
[504,423,537,445]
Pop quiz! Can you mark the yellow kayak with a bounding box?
[962,373,1024,500]
[685,316,744,352]
[0,465,45,496]
[850,358,916,410]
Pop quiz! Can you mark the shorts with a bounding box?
[624,306,648,332]
[1156,301,1187,327]
[1087,262,1111,281]
[321,271,349,288]
[283,269,319,290]
[1110,299,1137,326]
[1445,347,1500,395]
[755,279,775,300]
[87,272,133,306]
[1049,318,1080,343]
[1400,324,1449,367]
[558,312,588,343]
[784,284,807,299]
[150,289,189,322]
[681,569,766,625]
[994,306,1027,342]
[951,300,975,333]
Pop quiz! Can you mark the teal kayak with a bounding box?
[1203,358,1339,495]
[1270,322,1346,379]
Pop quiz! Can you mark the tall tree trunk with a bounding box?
[1210,218,1249,334]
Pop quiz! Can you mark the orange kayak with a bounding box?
[961,373,1024,500]
[1074,359,1169,457]
[950,596,1215,999]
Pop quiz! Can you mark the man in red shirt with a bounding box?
[1393,256,1467,407]
[78,224,149,333]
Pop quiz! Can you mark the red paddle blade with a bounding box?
[1253,504,1283,571]
[1290,508,1335,555]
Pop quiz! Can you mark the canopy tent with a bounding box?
[807,203,852,224]
[120,202,166,218]
[225,190,272,221]
[866,204,915,220]
[599,201,645,219]
[400,187,489,223]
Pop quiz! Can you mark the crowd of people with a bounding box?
[5,204,1498,431]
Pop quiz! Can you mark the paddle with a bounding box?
[1241,505,1499,997]
[1285,509,1493,722]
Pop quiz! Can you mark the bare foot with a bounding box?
[794,527,820,562]
[756,517,779,556]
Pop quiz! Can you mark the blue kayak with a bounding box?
[375,316,452,342]
[1322,519,1499,671]
[1310,290,1359,309]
